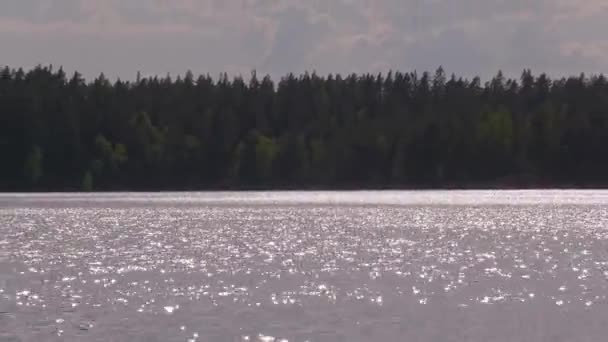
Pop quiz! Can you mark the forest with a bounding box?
[1,65,608,191]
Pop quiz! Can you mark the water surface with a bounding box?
[1,191,608,341]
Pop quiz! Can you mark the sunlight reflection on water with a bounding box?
[1,191,608,341]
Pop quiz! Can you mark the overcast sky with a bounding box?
[1,0,607,80]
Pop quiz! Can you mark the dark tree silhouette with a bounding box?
[1,65,608,191]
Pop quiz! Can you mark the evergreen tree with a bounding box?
[1,64,608,190]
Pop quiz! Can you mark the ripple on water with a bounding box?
[1,191,608,340]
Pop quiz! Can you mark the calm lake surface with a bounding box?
[1,190,608,341]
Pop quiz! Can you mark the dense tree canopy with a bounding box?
[1,65,608,191]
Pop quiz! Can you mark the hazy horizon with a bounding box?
[2,1,607,80]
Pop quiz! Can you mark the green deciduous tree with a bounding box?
[24,146,43,186]
[2,65,608,190]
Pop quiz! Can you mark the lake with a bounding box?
[1,191,608,341]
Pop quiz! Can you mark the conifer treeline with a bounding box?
[2,65,608,191]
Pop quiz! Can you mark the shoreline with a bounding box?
[3,183,608,193]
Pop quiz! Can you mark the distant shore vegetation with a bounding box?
[2,65,608,191]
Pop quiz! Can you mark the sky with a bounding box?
[1,0,607,81]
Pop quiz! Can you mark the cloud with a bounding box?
[0,0,607,80]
